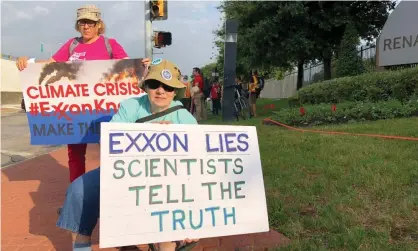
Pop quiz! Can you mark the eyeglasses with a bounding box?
[78,20,97,27]
[147,81,175,92]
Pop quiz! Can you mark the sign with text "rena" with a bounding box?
[99,122,269,248]
[378,1,418,66]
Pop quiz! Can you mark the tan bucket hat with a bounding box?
[77,4,101,21]
[142,59,186,100]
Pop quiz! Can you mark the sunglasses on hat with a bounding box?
[146,81,175,92]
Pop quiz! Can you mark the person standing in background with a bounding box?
[181,75,191,111]
[189,75,195,115]
[235,76,243,96]
[236,76,251,117]
[210,80,221,115]
[192,67,207,122]
[249,70,259,118]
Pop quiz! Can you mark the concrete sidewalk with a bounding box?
[1,144,290,251]
[1,110,62,168]
[1,104,23,116]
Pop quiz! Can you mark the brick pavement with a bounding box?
[1,144,290,250]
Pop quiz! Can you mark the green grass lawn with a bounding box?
[204,98,418,251]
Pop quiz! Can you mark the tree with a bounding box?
[335,23,365,78]
[305,1,395,80]
[213,0,395,88]
[200,62,217,80]
[214,1,316,89]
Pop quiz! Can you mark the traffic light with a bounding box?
[153,31,172,48]
[150,0,167,21]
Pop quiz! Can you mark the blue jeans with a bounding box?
[56,168,100,236]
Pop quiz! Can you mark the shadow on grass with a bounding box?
[203,98,290,126]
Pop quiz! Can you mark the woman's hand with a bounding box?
[142,58,151,68]
[16,57,54,71]
[141,58,151,81]
[156,242,176,251]
[156,238,199,251]
[183,238,199,243]
[16,56,29,71]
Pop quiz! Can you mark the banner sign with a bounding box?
[99,122,269,248]
[20,58,146,145]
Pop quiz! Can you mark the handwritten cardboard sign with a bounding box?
[99,122,269,248]
[19,58,146,145]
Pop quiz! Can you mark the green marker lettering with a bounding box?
[164,159,177,176]
[207,159,216,174]
[149,185,163,205]
[182,184,194,202]
[180,159,197,175]
[201,182,216,200]
[128,159,141,177]
[234,181,246,199]
[220,182,232,200]
[113,160,125,179]
[233,158,243,174]
[218,158,233,174]
[167,184,179,203]
[129,185,146,206]
[150,158,161,177]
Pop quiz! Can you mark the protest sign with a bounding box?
[19,58,146,145]
[99,122,269,248]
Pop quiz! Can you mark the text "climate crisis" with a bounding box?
[26,82,143,99]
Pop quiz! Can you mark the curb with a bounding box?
[1,146,64,169]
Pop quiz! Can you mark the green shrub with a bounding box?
[363,57,376,73]
[292,67,418,105]
[275,99,418,127]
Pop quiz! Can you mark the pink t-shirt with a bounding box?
[52,36,128,62]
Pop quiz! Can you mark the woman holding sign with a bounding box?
[15,4,151,185]
[56,59,198,251]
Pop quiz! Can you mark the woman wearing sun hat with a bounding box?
[56,59,198,251]
[15,4,151,185]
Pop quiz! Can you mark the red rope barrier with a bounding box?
[263,118,418,141]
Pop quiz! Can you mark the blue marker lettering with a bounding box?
[109,132,124,154]
[151,210,169,232]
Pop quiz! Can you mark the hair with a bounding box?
[193,67,201,74]
[75,19,106,35]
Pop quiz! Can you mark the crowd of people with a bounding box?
[180,68,264,121]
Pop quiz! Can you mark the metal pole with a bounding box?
[222,20,239,122]
[144,1,153,59]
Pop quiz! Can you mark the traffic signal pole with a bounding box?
[144,1,153,59]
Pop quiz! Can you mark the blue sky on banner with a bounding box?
[1,1,222,76]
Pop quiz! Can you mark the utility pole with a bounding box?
[222,20,239,122]
[144,1,153,59]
